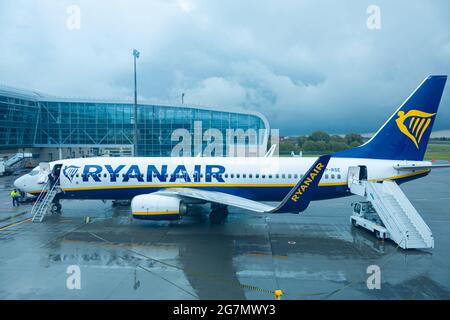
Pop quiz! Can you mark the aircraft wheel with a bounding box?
[51,202,62,214]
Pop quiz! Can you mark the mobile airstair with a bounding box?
[31,177,61,223]
[348,167,434,249]
[0,152,33,176]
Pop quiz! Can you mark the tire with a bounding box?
[51,202,62,214]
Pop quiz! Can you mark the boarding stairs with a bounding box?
[349,179,433,249]
[0,152,33,175]
[31,177,61,223]
[4,152,33,167]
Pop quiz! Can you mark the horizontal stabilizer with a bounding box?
[394,164,450,171]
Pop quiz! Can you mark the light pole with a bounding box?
[133,49,140,156]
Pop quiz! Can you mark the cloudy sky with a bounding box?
[1,0,449,135]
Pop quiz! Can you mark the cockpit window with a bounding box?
[28,170,39,176]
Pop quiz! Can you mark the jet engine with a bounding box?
[131,194,187,220]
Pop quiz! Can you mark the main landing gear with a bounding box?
[51,200,62,215]
[209,204,228,224]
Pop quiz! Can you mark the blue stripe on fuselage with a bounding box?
[52,170,429,202]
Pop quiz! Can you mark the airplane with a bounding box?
[14,75,450,224]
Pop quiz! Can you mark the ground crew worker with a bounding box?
[10,189,19,207]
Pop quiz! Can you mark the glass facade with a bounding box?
[0,86,268,157]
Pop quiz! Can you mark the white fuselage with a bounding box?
[14,157,431,202]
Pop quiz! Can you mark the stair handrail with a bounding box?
[31,176,61,220]
[382,181,433,245]
[31,181,50,216]
[366,182,408,244]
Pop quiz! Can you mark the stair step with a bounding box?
[364,181,434,249]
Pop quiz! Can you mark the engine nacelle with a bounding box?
[131,194,187,220]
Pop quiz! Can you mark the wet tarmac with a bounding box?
[0,169,449,300]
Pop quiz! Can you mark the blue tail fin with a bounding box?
[334,75,447,161]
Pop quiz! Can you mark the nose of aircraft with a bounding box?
[13,175,25,190]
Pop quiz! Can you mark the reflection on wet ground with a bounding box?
[0,170,449,299]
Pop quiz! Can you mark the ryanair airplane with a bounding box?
[14,75,450,224]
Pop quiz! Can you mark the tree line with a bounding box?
[279,131,365,154]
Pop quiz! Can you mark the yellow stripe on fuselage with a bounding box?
[132,211,179,215]
[30,169,429,194]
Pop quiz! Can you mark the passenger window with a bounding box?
[262,174,266,179]
[236,174,240,178]
[224,174,228,178]
[268,174,272,179]
[249,174,253,178]
[255,174,260,178]
[331,174,335,179]
[294,174,298,179]
[337,174,341,179]
[275,174,279,179]
[282,174,285,179]
[324,174,329,179]
[288,174,292,179]
[230,174,234,178]
[243,174,247,178]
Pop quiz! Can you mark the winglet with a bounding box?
[270,155,331,214]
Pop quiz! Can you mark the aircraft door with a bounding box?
[37,162,51,184]
[347,166,366,196]
[358,165,368,181]
[52,164,63,185]
[347,166,360,186]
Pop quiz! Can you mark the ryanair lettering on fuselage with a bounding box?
[290,162,325,202]
[76,164,226,183]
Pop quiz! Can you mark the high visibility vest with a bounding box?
[10,191,17,198]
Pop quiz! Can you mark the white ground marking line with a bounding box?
[415,197,450,201]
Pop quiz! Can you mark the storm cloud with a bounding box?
[1,0,449,135]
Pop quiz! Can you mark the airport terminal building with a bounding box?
[0,85,269,163]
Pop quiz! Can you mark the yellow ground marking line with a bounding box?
[0,218,32,231]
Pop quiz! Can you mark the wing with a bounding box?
[394,164,450,171]
[156,188,275,213]
[154,155,331,214]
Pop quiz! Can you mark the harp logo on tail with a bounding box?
[395,109,436,149]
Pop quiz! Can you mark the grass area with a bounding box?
[424,143,450,160]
